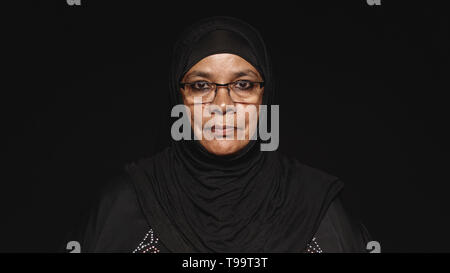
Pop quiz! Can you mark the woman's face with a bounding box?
[181,54,264,156]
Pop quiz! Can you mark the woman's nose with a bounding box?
[212,86,235,111]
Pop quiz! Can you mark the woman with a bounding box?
[75,16,371,253]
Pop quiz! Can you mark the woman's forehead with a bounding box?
[184,54,262,79]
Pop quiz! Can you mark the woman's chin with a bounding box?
[201,139,249,156]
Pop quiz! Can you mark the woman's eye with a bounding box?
[235,81,252,90]
[193,82,211,90]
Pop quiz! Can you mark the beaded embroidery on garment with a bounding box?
[133,228,323,253]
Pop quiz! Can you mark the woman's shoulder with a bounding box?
[311,197,372,253]
[69,172,150,253]
[275,153,345,203]
[276,153,371,253]
[276,153,340,184]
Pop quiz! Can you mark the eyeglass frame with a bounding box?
[179,80,265,103]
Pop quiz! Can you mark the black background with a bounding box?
[2,1,449,252]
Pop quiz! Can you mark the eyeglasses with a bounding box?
[180,80,265,104]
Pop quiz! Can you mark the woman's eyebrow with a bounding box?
[233,69,259,78]
[185,71,211,80]
[185,69,259,80]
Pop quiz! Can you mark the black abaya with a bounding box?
[71,169,370,253]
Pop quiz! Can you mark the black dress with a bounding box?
[70,160,371,253]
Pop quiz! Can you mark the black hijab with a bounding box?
[126,16,344,253]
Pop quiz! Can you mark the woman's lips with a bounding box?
[211,125,236,136]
